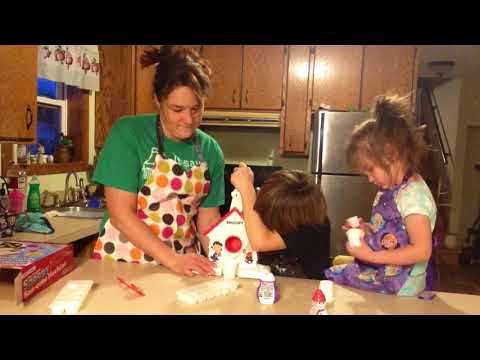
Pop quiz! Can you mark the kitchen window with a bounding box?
[28,78,68,156]
[2,79,91,177]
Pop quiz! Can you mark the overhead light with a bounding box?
[428,60,456,77]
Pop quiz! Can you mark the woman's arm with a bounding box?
[347,213,432,265]
[230,166,286,252]
[196,206,221,254]
[105,186,214,276]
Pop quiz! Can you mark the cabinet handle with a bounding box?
[245,89,248,105]
[26,105,33,130]
[232,89,236,104]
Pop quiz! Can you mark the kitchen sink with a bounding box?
[55,206,104,219]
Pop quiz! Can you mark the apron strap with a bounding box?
[156,114,206,164]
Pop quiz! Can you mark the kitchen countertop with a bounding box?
[2,259,480,315]
[9,217,101,245]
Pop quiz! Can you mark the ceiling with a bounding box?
[416,45,480,78]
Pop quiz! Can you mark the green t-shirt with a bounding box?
[92,114,225,228]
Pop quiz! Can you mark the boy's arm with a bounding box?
[237,182,286,252]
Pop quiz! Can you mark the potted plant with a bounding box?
[54,133,73,163]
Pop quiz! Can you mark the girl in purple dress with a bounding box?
[325,95,437,296]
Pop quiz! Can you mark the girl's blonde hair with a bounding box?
[346,94,427,173]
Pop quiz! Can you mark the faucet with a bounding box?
[63,171,86,205]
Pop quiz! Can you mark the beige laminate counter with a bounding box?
[1,259,480,315]
[9,217,101,245]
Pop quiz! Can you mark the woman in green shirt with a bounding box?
[92,46,225,277]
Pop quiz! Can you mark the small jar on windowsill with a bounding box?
[54,145,73,163]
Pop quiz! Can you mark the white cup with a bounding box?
[223,259,238,280]
[346,228,363,247]
[319,280,334,304]
[346,216,360,228]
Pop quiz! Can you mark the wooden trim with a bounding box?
[67,86,90,163]
[0,144,14,177]
[303,45,316,156]
[131,45,137,115]
[278,45,289,156]
[411,46,420,113]
[239,45,245,108]
[358,45,366,110]
[5,162,92,177]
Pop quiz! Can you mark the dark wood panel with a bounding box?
[95,45,135,148]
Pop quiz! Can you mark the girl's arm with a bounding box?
[230,166,286,252]
[105,187,214,276]
[347,213,432,265]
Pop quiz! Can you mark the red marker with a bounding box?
[116,276,145,297]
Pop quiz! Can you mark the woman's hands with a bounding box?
[168,252,215,277]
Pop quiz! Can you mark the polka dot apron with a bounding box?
[92,116,211,264]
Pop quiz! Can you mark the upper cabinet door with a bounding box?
[242,45,286,110]
[0,46,37,143]
[361,45,417,110]
[203,45,243,109]
[282,45,314,155]
[95,45,135,148]
[312,45,363,111]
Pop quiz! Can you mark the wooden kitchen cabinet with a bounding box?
[95,45,135,148]
[242,45,285,110]
[134,45,159,115]
[203,45,286,111]
[0,46,37,143]
[361,45,418,110]
[203,45,243,109]
[312,45,363,111]
[281,45,314,155]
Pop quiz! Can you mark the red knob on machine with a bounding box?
[225,236,242,253]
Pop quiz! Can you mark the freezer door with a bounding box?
[319,174,378,257]
[312,111,369,175]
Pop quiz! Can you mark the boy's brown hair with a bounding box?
[346,94,428,173]
[254,170,328,235]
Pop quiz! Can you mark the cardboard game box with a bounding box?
[0,241,75,304]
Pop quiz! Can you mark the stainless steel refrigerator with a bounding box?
[308,110,378,257]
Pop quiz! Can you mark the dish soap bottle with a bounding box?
[27,175,41,212]
[256,272,279,304]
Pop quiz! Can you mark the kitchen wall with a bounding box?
[203,127,309,171]
[454,72,480,247]
[434,71,480,248]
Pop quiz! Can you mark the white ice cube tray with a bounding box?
[49,280,94,315]
[176,279,239,305]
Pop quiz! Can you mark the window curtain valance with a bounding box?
[37,45,100,92]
